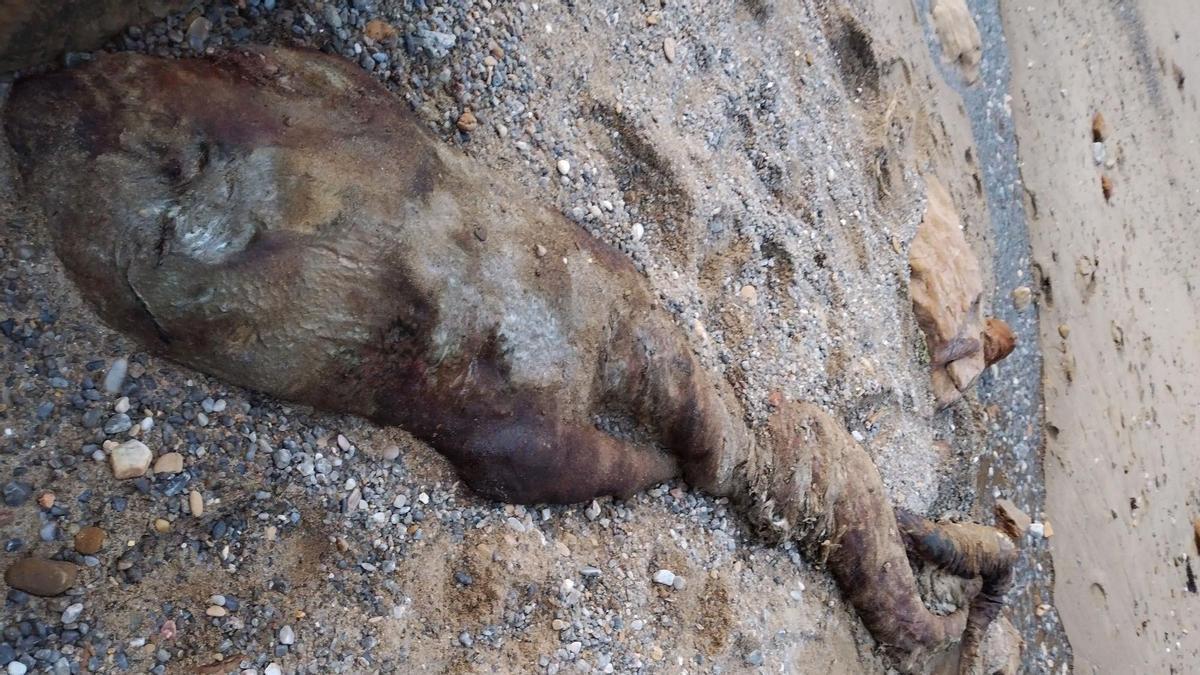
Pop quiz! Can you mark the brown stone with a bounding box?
[74,526,106,555]
[4,557,79,596]
[984,318,1016,366]
[456,109,478,133]
[189,489,204,517]
[363,19,398,43]
[1091,111,1108,142]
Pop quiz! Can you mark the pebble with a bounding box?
[505,517,526,533]
[382,445,401,461]
[153,452,184,474]
[186,17,211,51]
[264,664,283,675]
[652,569,676,587]
[663,37,677,62]
[556,159,571,175]
[189,490,204,517]
[114,396,131,413]
[745,649,765,666]
[61,602,84,624]
[2,481,31,507]
[74,526,106,555]
[1012,286,1032,309]
[103,358,127,393]
[631,223,644,241]
[103,413,133,434]
[278,625,296,645]
[458,631,473,647]
[3,558,79,596]
[7,662,27,675]
[110,440,153,479]
[457,109,479,133]
[153,518,171,533]
[206,606,227,617]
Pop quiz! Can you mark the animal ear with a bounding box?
[982,318,1016,366]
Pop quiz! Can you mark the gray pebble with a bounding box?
[60,603,83,624]
[103,358,127,394]
[103,413,132,434]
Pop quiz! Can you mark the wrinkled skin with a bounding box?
[4,48,1017,672]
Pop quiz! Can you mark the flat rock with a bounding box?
[909,178,986,408]
[153,452,184,474]
[110,440,153,479]
[930,0,982,83]
[4,558,79,596]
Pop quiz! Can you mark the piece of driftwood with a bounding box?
[5,47,1017,672]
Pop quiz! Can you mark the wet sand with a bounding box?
[1001,1,1200,671]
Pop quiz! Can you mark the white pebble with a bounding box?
[652,569,676,586]
[556,159,571,175]
[279,625,296,645]
[114,397,130,413]
[7,662,28,675]
[1029,522,1045,538]
[264,664,283,675]
[631,223,644,241]
[110,440,152,480]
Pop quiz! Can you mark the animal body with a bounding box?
[4,47,1016,672]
